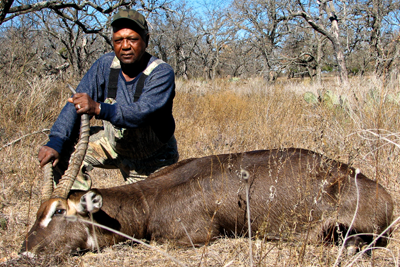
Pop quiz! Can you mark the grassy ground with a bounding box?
[1,76,400,266]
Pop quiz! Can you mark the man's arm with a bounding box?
[39,53,112,167]
[97,63,175,129]
[38,93,100,168]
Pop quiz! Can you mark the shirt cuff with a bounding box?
[45,137,64,154]
[96,102,116,121]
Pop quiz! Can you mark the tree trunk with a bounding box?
[370,0,384,76]
[293,0,349,85]
[325,0,348,85]
[0,0,14,25]
[315,36,323,84]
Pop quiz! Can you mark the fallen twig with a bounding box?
[0,129,50,151]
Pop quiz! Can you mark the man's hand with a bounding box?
[38,146,60,168]
[68,93,101,116]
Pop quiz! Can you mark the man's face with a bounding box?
[112,26,148,65]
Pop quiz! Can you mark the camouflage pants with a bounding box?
[53,126,179,190]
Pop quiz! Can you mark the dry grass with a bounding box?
[1,75,400,266]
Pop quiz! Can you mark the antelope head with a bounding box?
[21,112,102,254]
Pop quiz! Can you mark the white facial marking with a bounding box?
[77,191,103,214]
[40,201,58,228]
[85,192,94,213]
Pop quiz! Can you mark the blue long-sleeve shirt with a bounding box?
[46,52,176,154]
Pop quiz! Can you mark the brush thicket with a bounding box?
[1,76,399,266]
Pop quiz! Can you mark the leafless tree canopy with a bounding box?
[1,0,400,83]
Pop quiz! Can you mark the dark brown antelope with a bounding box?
[21,111,394,255]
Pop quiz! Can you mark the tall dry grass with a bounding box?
[1,75,400,266]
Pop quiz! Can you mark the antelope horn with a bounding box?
[41,162,54,203]
[50,85,90,199]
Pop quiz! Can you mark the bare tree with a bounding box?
[1,0,132,27]
[191,1,234,80]
[288,0,349,85]
[279,14,331,84]
[0,16,51,82]
[2,0,400,81]
[220,39,255,78]
[149,1,199,79]
[37,9,107,76]
[229,0,288,81]
[1,0,175,77]
[363,0,400,77]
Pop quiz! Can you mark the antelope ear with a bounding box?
[77,190,103,214]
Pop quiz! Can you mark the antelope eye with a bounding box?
[54,209,66,216]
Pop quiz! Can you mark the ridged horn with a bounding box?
[51,113,90,199]
[41,162,54,203]
[51,84,90,199]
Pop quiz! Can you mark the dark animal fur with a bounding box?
[22,148,393,254]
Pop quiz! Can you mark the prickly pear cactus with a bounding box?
[304,91,319,104]
[386,92,400,104]
[322,90,340,108]
[303,90,349,111]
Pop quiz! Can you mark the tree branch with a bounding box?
[1,0,131,25]
[289,11,335,44]
[0,0,14,24]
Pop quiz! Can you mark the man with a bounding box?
[38,9,179,189]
